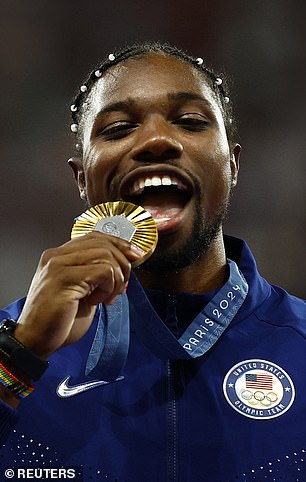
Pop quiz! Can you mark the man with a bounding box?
[0,42,305,481]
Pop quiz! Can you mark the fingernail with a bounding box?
[130,245,145,256]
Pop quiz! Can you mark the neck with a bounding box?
[135,235,227,294]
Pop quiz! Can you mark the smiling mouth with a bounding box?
[121,172,192,232]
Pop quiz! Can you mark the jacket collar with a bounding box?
[223,235,271,322]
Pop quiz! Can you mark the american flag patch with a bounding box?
[245,373,273,390]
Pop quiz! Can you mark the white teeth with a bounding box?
[130,179,144,195]
[133,180,139,191]
[152,176,162,186]
[177,180,187,191]
[161,176,172,186]
[129,174,185,195]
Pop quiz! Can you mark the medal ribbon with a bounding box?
[131,258,248,360]
[85,295,130,381]
[86,259,248,380]
[178,259,248,357]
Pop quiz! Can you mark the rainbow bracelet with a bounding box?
[0,360,35,398]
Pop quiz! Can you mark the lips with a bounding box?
[119,167,193,233]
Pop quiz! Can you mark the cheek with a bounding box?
[196,149,232,207]
[83,143,130,205]
[83,150,112,204]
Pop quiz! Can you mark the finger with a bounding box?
[42,246,132,288]
[50,232,141,257]
[40,233,144,268]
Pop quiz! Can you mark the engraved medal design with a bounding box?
[71,201,158,266]
[223,359,295,420]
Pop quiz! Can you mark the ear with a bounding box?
[229,143,241,187]
[68,157,87,201]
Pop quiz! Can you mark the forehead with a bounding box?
[86,53,219,119]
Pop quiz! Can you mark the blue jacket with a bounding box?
[0,236,305,482]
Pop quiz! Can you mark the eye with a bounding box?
[172,113,209,131]
[97,121,138,140]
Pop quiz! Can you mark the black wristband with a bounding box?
[0,319,49,380]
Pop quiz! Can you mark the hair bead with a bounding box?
[69,42,235,144]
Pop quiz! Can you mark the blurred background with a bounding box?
[0,0,305,306]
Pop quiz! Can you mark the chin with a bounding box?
[138,203,228,276]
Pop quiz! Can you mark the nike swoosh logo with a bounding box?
[56,375,124,398]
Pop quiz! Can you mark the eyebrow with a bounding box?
[167,91,214,108]
[94,99,135,121]
[94,91,214,120]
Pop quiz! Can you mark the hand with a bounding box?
[14,232,143,358]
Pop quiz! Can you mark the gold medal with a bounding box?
[71,201,158,266]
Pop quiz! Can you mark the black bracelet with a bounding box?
[0,319,49,381]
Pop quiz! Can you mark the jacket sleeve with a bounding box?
[0,297,26,322]
[0,298,26,444]
[0,400,18,445]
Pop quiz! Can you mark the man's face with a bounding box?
[74,53,239,272]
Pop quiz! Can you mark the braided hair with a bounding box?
[70,41,236,153]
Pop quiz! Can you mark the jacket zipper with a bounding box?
[167,359,177,482]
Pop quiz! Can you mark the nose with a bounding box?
[131,117,183,163]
